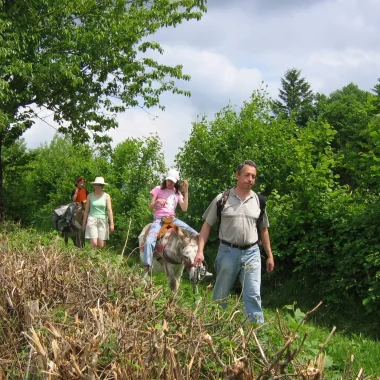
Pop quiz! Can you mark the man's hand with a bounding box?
[266,256,274,272]
[194,252,204,266]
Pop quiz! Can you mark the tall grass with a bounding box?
[0,222,378,379]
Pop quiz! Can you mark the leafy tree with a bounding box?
[316,83,377,189]
[372,78,380,115]
[2,139,37,223]
[0,0,207,216]
[272,68,315,127]
[14,135,97,228]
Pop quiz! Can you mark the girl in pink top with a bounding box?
[142,169,197,271]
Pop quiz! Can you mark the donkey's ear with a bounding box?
[175,225,186,240]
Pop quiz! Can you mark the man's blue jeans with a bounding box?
[143,217,198,266]
[213,242,264,324]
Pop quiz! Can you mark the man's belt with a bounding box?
[220,240,258,250]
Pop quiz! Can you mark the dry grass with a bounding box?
[0,226,370,379]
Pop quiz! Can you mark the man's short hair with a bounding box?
[236,160,257,174]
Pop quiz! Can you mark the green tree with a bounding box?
[316,83,377,189]
[0,0,207,216]
[272,68,315,127]
[372,78,380,115]
[16,135,97,228]
[2,139,37,223]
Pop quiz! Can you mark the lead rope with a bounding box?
[192,260,209,295]
[193,265,201,295]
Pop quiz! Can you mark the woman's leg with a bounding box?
[95,219,108,250]
[97,240,105,249]
[173,218,198,235]
[90,238,98,248]
[86,217,99,249]
[143,219,162,267]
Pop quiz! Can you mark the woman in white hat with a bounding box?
[142,169,197,274]
[82,177,114,249]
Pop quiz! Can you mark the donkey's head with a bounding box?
[174,226,199,283]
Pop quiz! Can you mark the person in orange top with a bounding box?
[71,177,89,203]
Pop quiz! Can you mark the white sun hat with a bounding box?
[165,169,179,183]
[90,176,108,185]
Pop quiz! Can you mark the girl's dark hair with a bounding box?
[160,178,180,193]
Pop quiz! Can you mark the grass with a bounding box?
[0,222,379,378]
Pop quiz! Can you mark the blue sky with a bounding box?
[24,0,380,166]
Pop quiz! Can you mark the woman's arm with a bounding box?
[106,194,114,232]
[148,195,158,210]
[178,180,189,212]
[82,194,91,231]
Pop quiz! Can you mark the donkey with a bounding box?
[62,203,85,248]
[139,224,202,292]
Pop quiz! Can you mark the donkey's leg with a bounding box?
[80,231,85,248]
[64,232,69,246]
[167,264,183,293]
[73,233,80,248]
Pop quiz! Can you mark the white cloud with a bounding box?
[308,49,380,69]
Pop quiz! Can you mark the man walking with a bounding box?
[194,160,274,323]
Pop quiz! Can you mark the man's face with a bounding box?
[77,180,85,188]
[235,165,257,190]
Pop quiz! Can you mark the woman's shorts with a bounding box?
[85,216,109,240]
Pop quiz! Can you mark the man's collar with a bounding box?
[230,187,255,200]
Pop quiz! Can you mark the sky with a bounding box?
[23,0,380,166]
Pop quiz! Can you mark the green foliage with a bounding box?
[6,135,98,228]
[316,83,377,190]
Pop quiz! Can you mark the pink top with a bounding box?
[151,186,183,218]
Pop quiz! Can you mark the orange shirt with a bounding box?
[75,188,88,203]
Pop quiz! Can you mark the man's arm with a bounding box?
[260,227,274,272]
[194,221,212,265]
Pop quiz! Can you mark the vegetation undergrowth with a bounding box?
[0,223,379,379]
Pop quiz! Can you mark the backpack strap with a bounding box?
[257,194,266,224]
[216,188,230,229]
[216,190,266,232]
[256,193,266,244]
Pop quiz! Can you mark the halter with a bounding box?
[154,230,208,287]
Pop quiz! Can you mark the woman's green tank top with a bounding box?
[89,193,107,219]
